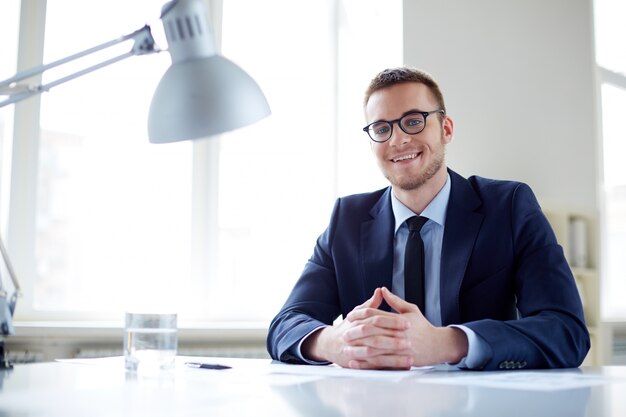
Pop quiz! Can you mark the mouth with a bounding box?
[391,152,422,163]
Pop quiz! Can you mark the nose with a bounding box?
[388,121,411,146]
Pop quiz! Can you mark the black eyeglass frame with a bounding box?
[362,109,445,143]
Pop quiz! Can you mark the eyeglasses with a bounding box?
[362,110,445,143]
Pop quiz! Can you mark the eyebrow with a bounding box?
[371,109,425,124]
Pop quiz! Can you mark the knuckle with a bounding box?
[359,323,374,335]
[370,315,385,326]
[341,345,354,358]
[372,337,386,349]
[349,308,371,321]
[362,346,374,356]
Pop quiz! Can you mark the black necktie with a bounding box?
[404,216,428,312]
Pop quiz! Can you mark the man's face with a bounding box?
[365,82,453,191]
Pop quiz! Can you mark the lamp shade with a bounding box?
[148,55,271,143]
[147,0,271,143]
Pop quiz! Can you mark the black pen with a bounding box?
[185,362,232,370]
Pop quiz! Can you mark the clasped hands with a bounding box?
[303,287,468,370]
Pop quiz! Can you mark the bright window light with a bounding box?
[594,0,626,75]
[596,0,626,319]
[35,0,192,314]
[601,84,626,318]
[12,0,401,323]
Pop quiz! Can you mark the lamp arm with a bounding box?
[0,232,20,337]
[0,235,20,297]
[0,25,159,108]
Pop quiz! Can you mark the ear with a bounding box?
[442,115,454,144]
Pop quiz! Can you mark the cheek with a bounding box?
[371,143,386,159]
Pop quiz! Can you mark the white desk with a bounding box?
[1,357,625,416]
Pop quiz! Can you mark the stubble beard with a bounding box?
[383,140,446,192]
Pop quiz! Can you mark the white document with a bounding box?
[268,361,434,381]
[424,370,610,391]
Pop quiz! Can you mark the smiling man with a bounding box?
[267,67,590,370]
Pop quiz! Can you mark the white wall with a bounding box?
[403,0,599,211]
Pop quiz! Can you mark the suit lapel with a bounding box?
[440,170,484,325]
[361,188,395,309]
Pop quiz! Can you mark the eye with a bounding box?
[403,116,423,127]
[375,126,390,135]
[371,122,390,136]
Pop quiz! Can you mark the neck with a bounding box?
[392,166,448,214]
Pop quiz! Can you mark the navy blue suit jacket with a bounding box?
[267,169,590,370]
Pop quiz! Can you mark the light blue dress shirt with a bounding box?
[390,177,447,326]
[390,173,488,368]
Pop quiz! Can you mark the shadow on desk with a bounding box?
[271,375,593,417]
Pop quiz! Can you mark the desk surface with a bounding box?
[1,357,625,417]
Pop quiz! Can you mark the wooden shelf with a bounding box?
[543,208,601,365]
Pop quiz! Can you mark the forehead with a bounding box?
[365,82,438,122]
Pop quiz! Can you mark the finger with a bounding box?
[343,321,409,340]
[347,306,408,324]
[343,330,411,350]
[346,311,410,330]
[381,287,419,314]
[347,354,413,370]
[357,287,383,310]
[342,344,412,360]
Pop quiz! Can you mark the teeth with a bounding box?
[393,153,418,162]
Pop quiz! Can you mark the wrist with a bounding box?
[439,327,469,364]
[301,326,330,362]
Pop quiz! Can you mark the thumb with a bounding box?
[382,287,419,314]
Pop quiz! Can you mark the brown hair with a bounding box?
[364,67,446,114]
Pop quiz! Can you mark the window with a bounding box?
[595,0,626,318]
[0,1,20,233]
[6,0,400,324]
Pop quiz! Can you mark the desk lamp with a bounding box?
[0,0,271,368]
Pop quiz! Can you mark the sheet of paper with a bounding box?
[423,370,611,391]
[267,361,434,380]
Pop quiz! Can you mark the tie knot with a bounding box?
[406,216,428,232]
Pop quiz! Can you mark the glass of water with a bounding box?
[124,312,177,374]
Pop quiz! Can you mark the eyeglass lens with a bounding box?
[368,112,426,142]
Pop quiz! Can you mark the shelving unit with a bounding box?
[543,209,601,365]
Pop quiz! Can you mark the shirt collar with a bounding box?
[391,173,451,234]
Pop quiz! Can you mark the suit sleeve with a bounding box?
[464,183,590,370]
[266,199,343,363]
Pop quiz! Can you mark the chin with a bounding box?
[384,172,426,191]
[387,164,444,191]
[395,178,429,191]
